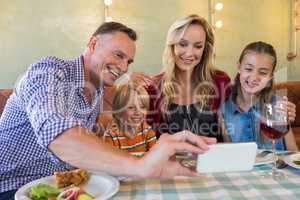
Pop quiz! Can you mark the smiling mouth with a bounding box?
[245,80,258,88]
[180,57,193,65]
[107,66,121,78]
[131,117,142,122]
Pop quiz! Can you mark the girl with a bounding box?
[222,41,298,151]
[103,82,157,155]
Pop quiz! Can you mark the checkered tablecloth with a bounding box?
[111,165,300,200]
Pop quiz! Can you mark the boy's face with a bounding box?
[121,91,147,128]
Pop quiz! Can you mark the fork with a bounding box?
[276,158,287,169]
[276,151,297,169]
[257,150,272,157]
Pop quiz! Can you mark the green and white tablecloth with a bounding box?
[111,165,300,200]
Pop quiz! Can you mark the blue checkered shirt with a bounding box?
[0,56,103,192]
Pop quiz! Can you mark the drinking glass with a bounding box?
[260,103,290,179]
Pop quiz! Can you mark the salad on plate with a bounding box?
[30,183,93,200]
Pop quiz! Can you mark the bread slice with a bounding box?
[54,169,89,188]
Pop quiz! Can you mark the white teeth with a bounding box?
[132,116,140,119]
[181,58,193,64]
[246,81,258,88]
[109,69,119,77]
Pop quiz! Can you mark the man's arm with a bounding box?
[49,128,217,179]
[49,126,140,178]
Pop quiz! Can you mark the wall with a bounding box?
[0,0,299,88]
[288,0,300,81]
[214,0,290,81]
[0,0,104,88]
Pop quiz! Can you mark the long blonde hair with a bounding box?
[161,14,216,114]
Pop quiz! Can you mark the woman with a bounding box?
[145,14,231,141]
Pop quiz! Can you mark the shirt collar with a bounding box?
[227,96,258,115]
[73,55,104,94]
[72,55,85,90]
[110,121,150,137]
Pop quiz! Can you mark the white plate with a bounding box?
[284,153,300,170]
[15,174,119,200]
[254,150,275,166]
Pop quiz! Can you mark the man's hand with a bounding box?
[136,131,216,179]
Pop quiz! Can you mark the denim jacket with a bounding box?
[221,96,285,150]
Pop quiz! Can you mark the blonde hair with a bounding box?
[161,14,216,114]
[112,82,150,125]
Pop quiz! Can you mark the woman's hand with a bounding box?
[136,131,216,179]
[130,72,153,87]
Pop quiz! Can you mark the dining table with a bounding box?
[111,156,300,200]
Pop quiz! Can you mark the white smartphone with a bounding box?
[196,142,257,173]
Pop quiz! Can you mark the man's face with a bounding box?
[89,32,136,87]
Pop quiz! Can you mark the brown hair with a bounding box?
[92,22,137,41]
[231,41,277,145]
[232,41,277,107]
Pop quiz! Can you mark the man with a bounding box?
[0,22,216,200]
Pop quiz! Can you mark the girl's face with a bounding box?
[238,52,274,96]
[121,91,147,128]
[173,24,206,71]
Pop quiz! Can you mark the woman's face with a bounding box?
[173,24,206,71]
[238,52,274,96]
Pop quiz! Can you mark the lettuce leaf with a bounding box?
[30,183,60,200]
